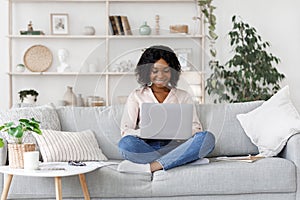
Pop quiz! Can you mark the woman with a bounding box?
[118,45,215,173]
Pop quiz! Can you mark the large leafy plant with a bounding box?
[206,16,285,103]
[0,118,42,147]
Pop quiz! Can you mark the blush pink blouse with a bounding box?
[121,86,203,137]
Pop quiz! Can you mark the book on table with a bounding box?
[216,155,264,163]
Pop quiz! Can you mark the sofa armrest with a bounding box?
[0,139,7,166]
[279,133,300,166]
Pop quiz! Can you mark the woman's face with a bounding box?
[150,58,171,88]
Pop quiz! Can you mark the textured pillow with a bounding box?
[33,129,107,162]
[0,104,61,144]
[237,86,300,157]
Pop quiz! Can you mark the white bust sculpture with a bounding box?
[57,48,71,72]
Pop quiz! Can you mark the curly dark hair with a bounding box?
[135,45,181,87]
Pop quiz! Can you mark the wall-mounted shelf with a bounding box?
[7,0,205,107]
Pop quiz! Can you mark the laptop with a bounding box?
[140,103,193,140]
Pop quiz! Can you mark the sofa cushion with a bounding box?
[33,129,107,162]
[197,101,263,157]
[7,162,153,199]
[0,104,61,144]
[56,105,123,160]
[237,86,300,157]
[152,157,296,196]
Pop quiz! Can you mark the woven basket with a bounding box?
[8,143,36,169]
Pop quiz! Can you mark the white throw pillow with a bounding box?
[33,129,107,162]
[237,86,300,157]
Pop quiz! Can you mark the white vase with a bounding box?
[83,26,95,35]
[76,94,84,107]
[16,64,25,72]
[63,86,77,106]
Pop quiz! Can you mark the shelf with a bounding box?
[109,0,195,2]
[7,0,205,107]
[8,34,203,39]
[108,34,204,39]
[8,35,106,39]
[10,0,105,2]
[9,0,193,2]
[7,72,136,76]
[8,71,203,76]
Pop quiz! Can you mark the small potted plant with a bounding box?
[0,118,42,168]
[18,89,39,104]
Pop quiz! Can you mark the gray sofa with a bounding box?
[0,101,298,200]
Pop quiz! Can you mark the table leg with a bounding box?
[54,177,62,200]
[1,174,13,200]
[78,174,90,200]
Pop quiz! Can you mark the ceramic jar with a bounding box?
[83,26,96,35]
[139,21,151,35]
[16,64,25,72]
[63,86,77,106]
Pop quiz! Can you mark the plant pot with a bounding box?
[22,94,37,104]
[8,143,35,169]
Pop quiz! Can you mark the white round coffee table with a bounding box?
[0,162,99,200]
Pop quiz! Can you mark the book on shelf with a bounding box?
[215,155,264,163]
[116,16,125,35]
[121,16,132,35]
[113,16,122,35]
[109,15,132,35]
[109,16,118,35]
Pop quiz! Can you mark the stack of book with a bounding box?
[109,15,132,35]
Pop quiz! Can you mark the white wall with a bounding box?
[213,0,300,110]
[0,0,9,109]
[1,0,300,110]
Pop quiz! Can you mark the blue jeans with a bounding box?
[118,131,215,170]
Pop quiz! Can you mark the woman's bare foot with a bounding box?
[150,161,163,172]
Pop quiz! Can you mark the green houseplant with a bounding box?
[206,15,285,103]
[0,118,42,168]
[198,0,218,60]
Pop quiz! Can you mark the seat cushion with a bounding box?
[152,157,296,196]
[197,101,263,157]
[7,162,153,199]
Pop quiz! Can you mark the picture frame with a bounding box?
[175,48,192,71]
[50,13,69,35]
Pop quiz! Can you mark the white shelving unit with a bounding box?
[7,0,205,107]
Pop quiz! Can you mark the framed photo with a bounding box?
[50,13,69,35]
[175,48,192,71]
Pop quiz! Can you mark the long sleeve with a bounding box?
[120,91,141,137]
